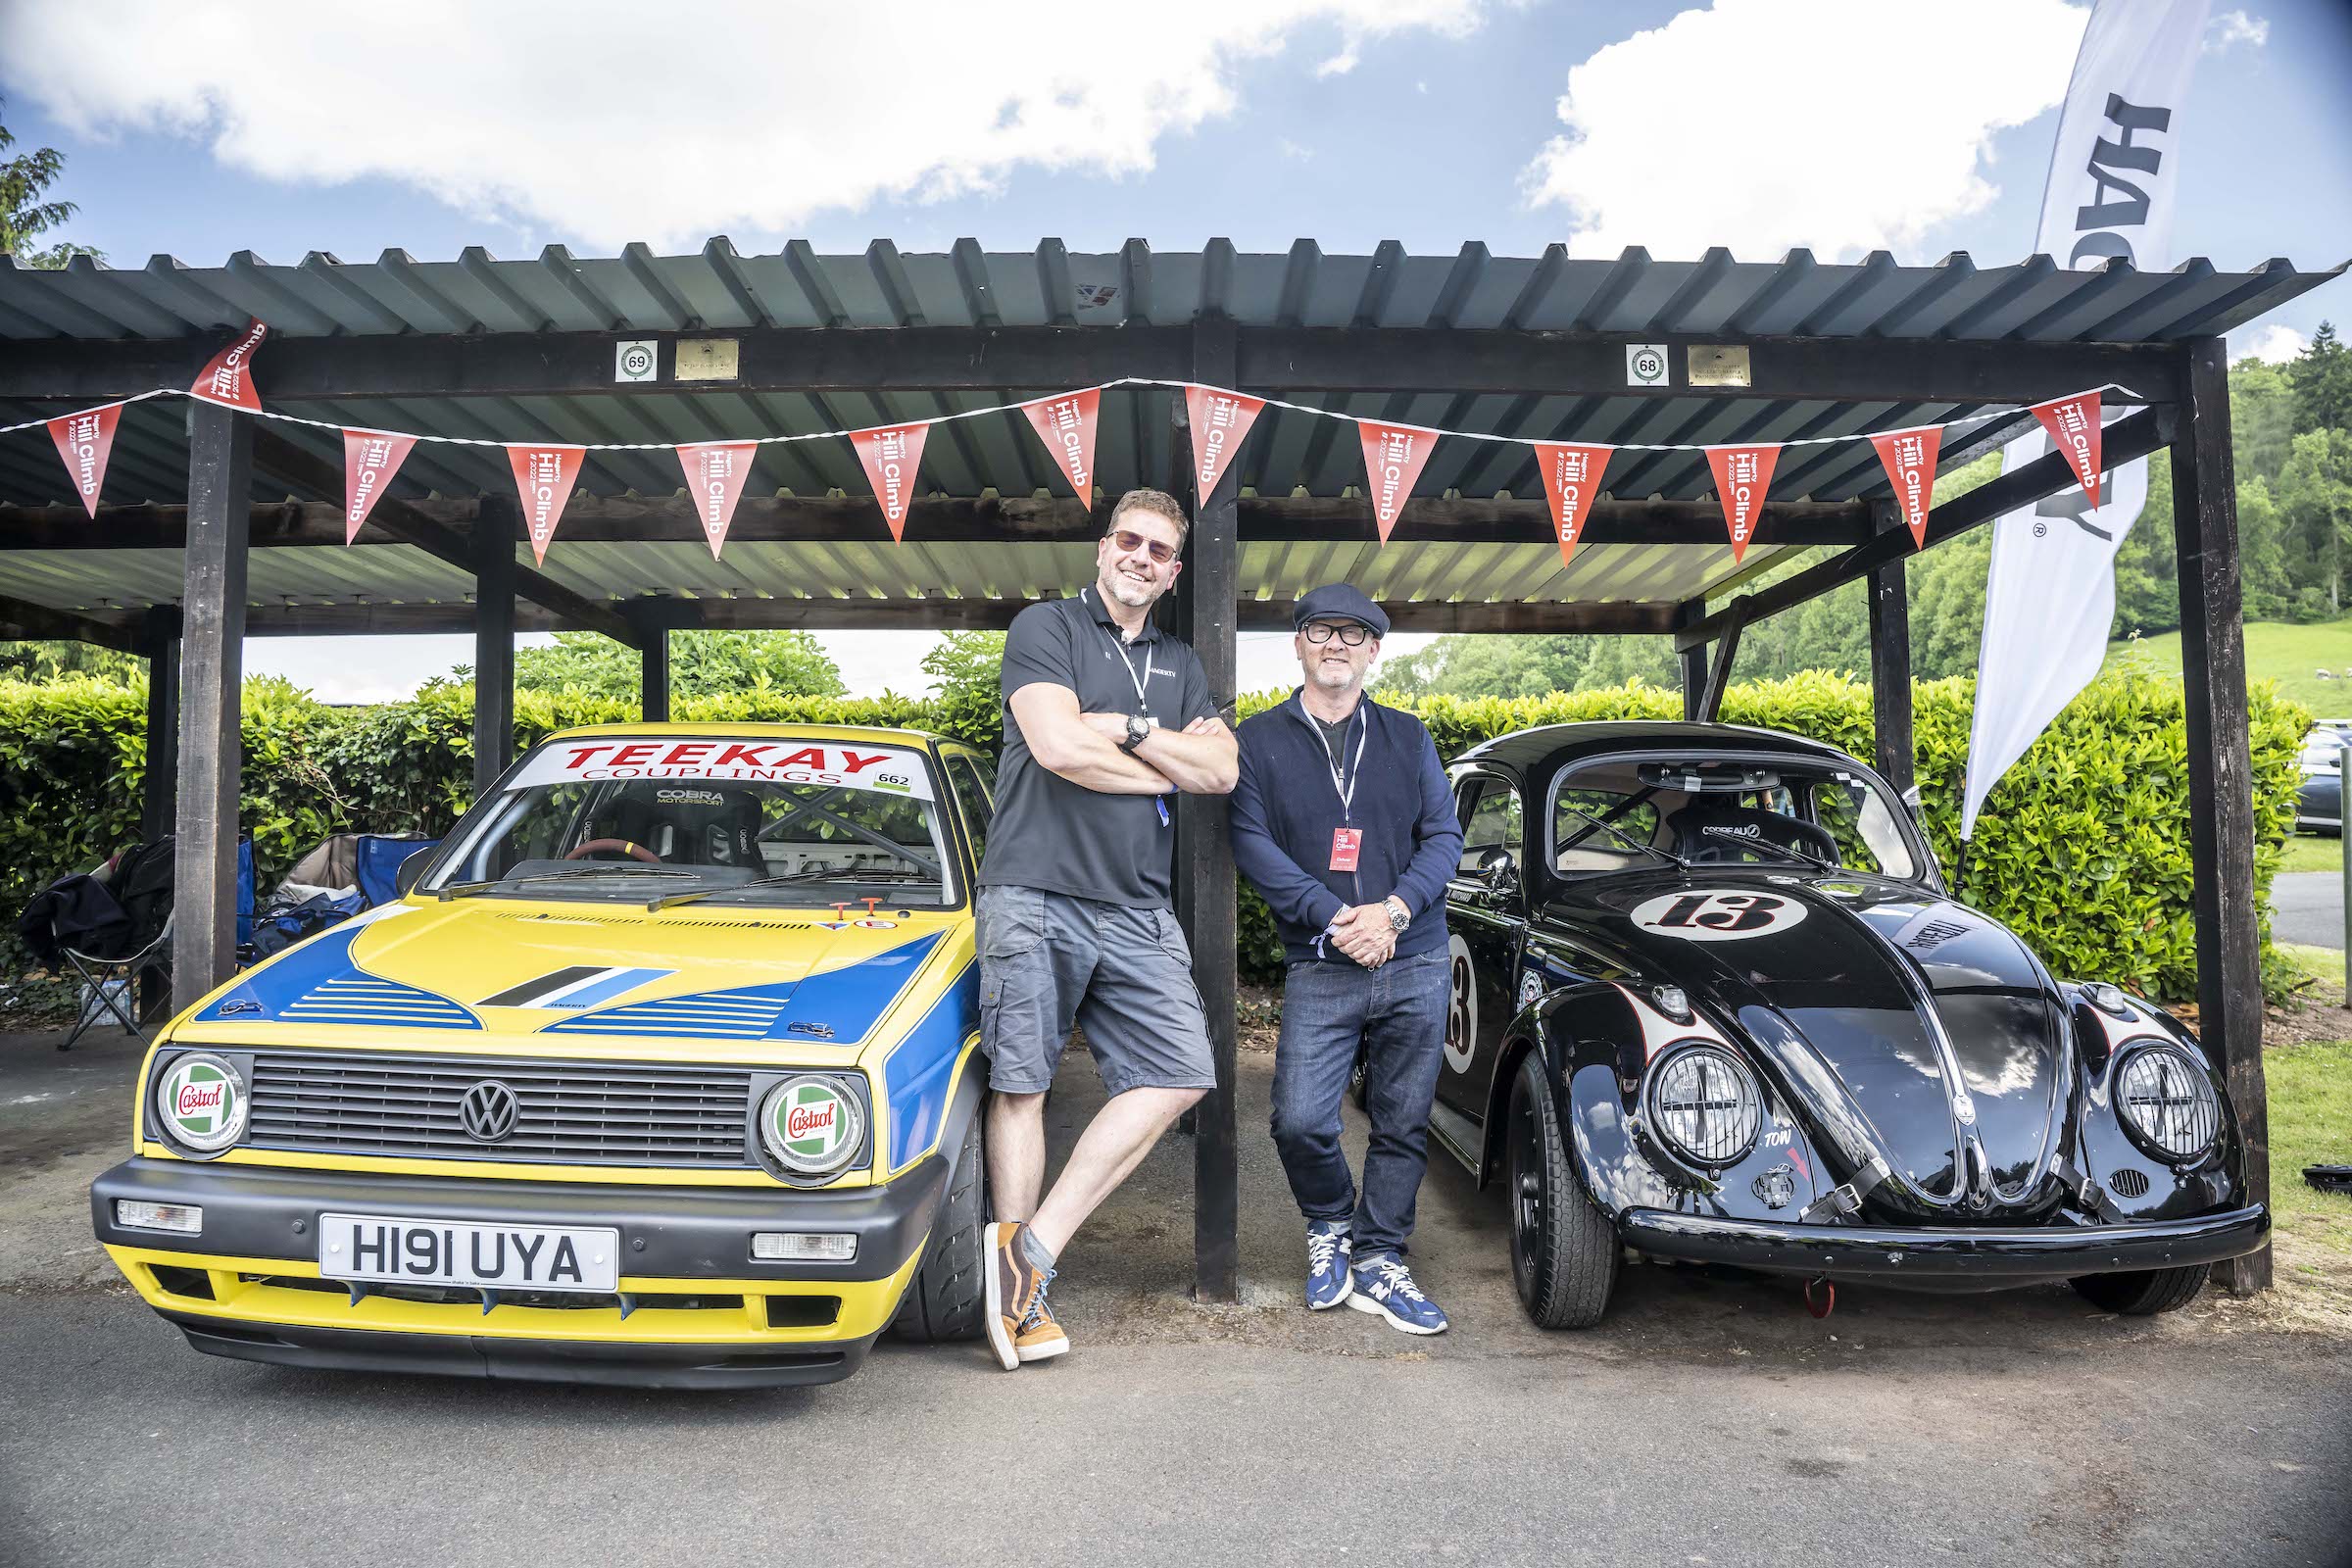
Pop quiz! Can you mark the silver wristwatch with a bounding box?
[1385,898,1411,934]
[1120,712,1153,753]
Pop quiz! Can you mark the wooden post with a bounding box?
[172,402,250,1012]
[472,499,516,801]
[1867,503,1915,796]
[2170,335,2268,1293]
[1696,601,1747,722]
[140,607,181,845]
[640,622,671,722]
[1180,319,1241,1303]
[1675,600,1708,721]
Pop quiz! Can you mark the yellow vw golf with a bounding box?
[92,724,997,1388]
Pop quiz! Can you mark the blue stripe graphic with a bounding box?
[541,932,941,1042]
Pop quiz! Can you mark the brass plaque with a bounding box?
[1687,345,1751,387]
[674,338,740,381]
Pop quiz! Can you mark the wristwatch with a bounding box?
[1120,713,1156,753]
[1384,896,1411,934]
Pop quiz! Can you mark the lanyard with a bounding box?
[1312,706,1369,821]
[1085,591,1156,710]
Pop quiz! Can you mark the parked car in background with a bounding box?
[2295,721,2352,834]
[1432,721,2269,1329]
[91,725,996,1388]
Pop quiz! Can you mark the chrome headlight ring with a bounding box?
[1642,1043,1764,1171]
[152,1051,249,1157]
[2113,1043,2221,1164]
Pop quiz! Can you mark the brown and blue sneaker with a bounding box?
[984,1221,1067,1370]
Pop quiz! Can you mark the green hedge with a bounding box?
[0,668,2305,1003]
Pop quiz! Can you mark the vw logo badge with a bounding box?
[459,1080,520,1144]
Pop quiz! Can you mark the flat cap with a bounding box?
[1292,582,1389,638]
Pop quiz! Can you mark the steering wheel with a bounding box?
[564,838,662,864]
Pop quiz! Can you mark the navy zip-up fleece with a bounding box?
[1229,691,1465,966]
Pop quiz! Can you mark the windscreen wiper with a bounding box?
[436,864,700,902]
[645,864,938,911]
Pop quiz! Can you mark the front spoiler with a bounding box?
[1619,1204,2270,1290]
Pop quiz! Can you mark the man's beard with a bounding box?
[1310,660,1361,693]
[1103,570,1157,608]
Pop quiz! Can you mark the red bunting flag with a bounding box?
[2030,390,2103,511]
[189,318,270,411]
[1184,385,1265,501]
[1357,420,1439,544]
[849,423,931,542]
[1018,390,1100,500]
[1530,442,1614,568]
[341,429,416,545]
[47,403,122,519]
[1869,426,1942,550]
[505,444,586,564]
[1704,443,1782,564]
[674,441,759,559]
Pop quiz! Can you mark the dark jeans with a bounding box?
[1268,948,1450,1259]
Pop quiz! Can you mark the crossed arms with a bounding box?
[1008,683,1238,796]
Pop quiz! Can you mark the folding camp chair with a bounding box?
[56,910,172,1053]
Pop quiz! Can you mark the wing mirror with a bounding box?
[1475,846,1520,898]
[394,848,433,899]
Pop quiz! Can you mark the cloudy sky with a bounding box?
[3,0,2347,700]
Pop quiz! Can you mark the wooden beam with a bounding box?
[1866,502,1915,796]
[1674,405,2178,652]
[139,607,180,844]
[1696,599,1747,721]
[0,494,1878,552]
[1675,600,1707,721]
[172,402,250,1012]
[1180,317,1242,1305]
[2170,336,2268,1295]
[639,619,670,722]
[472,497,515,802]
[0,324,2183,406]
[246,426,641,648]
[0,590,139,650]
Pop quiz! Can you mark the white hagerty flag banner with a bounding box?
[1962,0,2211,839]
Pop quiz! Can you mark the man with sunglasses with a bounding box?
[976,488,1238,1372]
[1229,583,1463,1335]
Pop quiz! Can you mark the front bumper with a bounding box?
[91,1153,952,1388]
[1619,1203,2270,1291]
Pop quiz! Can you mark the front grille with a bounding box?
[2108,1168,2151,1199]
[244,1051,751,1166]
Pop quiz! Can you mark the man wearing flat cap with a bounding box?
[1228,584,1464,1334]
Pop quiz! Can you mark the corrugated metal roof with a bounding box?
[1,242,2340,622]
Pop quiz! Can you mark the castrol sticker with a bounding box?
[767,1078,860,1169]
[160,1054,242,1146]
[510,738,934,801]
[1629,889,1808,943]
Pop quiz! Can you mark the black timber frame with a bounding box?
[2,316,2270,1295]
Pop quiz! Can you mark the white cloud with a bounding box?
[2231,320,2307,365]
[2207,9,2269,52]
[0,0,1485,250]
[1521,0,2086,262]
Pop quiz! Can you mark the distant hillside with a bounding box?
[2104,619,2352,715]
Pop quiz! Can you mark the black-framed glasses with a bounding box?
[1108,529,1178,564]
[1302,621,1372,647]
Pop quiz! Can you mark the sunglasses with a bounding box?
[1107,529,1179,564]
[1302,621,1372,647]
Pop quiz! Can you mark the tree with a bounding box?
[510,630,845,702]
[0,106,102,269]
[2288,321,2352,436]
[0,640,141,682]
[2277,428,2352,613]
[2230,357,2298,487]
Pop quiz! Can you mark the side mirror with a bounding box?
[394,848,433,899]
[1475,845,1520,898]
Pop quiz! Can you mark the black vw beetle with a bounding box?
[1427,721,2269,1327]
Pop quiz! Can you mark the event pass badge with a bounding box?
[1330,827,1362,872]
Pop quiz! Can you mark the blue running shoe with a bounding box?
[1305,1221,1353,1310]
[1347,1252,1448,1335]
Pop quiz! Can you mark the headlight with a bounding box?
[153,1052,248,1155]
[2115,1045,2220,1162]
[759,1075,865,1177]
[1644,1045,1762,1168]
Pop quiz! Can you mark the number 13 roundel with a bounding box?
[1628,889,1808,942]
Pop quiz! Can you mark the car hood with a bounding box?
[1553,869,2072,1217]
[179,898,956,1054]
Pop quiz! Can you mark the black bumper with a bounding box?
[92,1153,948,1285]
[160,1313,874,1390]
[1619,1203,2270,1289]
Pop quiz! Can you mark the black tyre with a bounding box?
[889,1106,989,1342]
[2069,1263,2210,1316]
[1505,1051,1617,1329]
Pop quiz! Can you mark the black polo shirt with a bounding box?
[980,586,1215,908]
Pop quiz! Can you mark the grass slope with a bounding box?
[2269,1039,2352,1269]
[2106,618,2352,714]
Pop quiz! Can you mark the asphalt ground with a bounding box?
[4,1023,2350,1568]
[2274,871,2348,950]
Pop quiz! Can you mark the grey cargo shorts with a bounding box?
[975,884,1218,1098]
